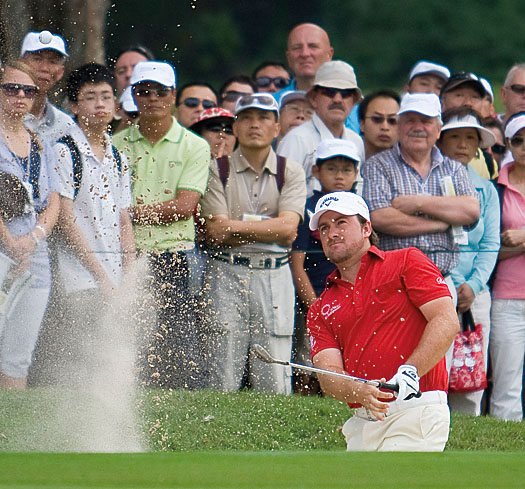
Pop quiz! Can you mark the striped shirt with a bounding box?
[361,144,477,275]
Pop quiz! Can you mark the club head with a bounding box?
[251,344,276,364]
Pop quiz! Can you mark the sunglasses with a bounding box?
[1,83,38,99]
[491,143,506,155]
[510,136,525,148]
[508,84,525,95]
[222,90,252,103]
[203,123,234,135]
[255,76,290,89]
[317,87,357,99]
[237,94,277,109]
[182,97,217,109]
[133,87,173,98]
[365,115,398,126]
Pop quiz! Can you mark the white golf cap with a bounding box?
[504,114,525,139]
[120,86,138,113]
[278,90,306,111]
[398,93,441,118]
[480,77,494,102]
[313,60,362,100]
[409,61,450,82]
[441,113,496,149]
[20,31,68,57]
[309,191,370,231]
[130,61,176,88]
[315,139,361,164]
[234,92,279,116]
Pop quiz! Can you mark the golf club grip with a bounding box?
[378,381,399,393]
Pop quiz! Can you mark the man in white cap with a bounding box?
[405,61,450,96]
[361,93,479,299]
[200,93,306,394]
[113,61,210,390]
[307,191,459,451]
[20,30,76,141]
[277,60,365,197]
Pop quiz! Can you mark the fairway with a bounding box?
[1,451,525,489]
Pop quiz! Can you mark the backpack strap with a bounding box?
[216,155,230,189]
[482,150,496,179]
[28,138,41,201]
[57,135,82,199]
[111,145,122,173]
[276,155,286,193]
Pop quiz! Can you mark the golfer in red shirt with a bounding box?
[307,191,459,451]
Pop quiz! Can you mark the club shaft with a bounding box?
[288,361,399,392]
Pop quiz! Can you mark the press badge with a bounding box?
[242,214,269,221]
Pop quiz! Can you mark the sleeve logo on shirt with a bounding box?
[321,303,341,318]
[436,276,446,285]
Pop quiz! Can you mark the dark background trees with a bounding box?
[0,0,523,102]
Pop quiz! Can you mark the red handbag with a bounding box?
[449,309,487,393]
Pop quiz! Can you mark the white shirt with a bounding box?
[25,100,76,144]
[277,113,364,197]
[54,126,132,293]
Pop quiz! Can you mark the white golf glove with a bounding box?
[388,364,421,401]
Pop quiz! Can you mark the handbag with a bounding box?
[449,309,487,393]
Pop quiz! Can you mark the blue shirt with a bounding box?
[450,165,500,295]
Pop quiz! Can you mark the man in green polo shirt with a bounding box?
[113,61,210,389]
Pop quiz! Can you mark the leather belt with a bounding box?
[211,252,289,269]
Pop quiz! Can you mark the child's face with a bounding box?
[312,157,358,192]
[72,82,116,128]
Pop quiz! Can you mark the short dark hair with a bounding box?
[112,44,155,67]
[357,215,379,247]
[252,61,291,80]
[175,82,217,107]
[219,75,257,103]
[66,63,115,103]
[358,89,400,122]
[482,116,504,140]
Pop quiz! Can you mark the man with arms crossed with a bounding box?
[307,192,459,451]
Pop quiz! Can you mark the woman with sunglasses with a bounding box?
[489,112,525,421]
[190,107,236,159]
[438,107,500,415]
[0,61,60,389]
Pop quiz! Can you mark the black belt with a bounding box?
[211,252,289,269]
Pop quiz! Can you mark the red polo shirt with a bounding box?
[308,246,450,406]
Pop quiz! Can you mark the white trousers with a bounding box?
[0,287,50,378]
[448,289,491,415]
[206,259,294,394]
[489,298,525,422]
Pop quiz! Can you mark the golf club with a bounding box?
[251,344,399,393]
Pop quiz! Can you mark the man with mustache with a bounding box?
[277,61,364,197]
[361,93,479,308]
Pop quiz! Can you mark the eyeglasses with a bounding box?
[491,143,506,155]
[133,87,173,98]
[255,76,290,89]
[181,97,217,109]
[282,104,314,118]
[1,83,38,99]
[77,93,114,103]
[365,115,398,126]
[203,122,234,135]
[222,90,252,103]
[320,165,357,174]
[507,84,525,95]
[236,94,278,109]
[510,136,525,147]
[317,87,357,99]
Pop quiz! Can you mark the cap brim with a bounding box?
[309,206,367,231]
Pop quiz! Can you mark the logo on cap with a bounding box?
[320,196,339,208]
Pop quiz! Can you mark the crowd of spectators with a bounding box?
[0,22,523,423]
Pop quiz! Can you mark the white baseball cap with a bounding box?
[278,90,306,111]
[505,114,525,139]
[441,113,496,149]
[315,139,361,164]
[309,191,370,231]
[398,93,441,118]
[20,31,68,57]
[409,61,450,82]
[130,61,176,88]
[313,60,362,100]
[234,92,279,116]
[120,86,138,113]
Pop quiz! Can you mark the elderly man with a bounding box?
[201,93,306,394]
[20,30,76,140]
[361,93,479,298]
[307,191,459,451]
[500,64,525,124]
[278,60,364,197]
